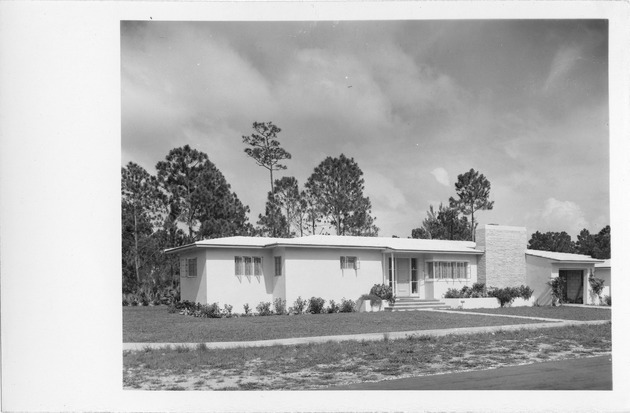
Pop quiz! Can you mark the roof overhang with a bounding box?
[549,260,604,265]
[382,248,483,255]
[165,243,269,254]
[166,242,484,255]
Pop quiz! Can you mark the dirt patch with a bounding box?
[124,345,611,390]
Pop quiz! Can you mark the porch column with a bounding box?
[584,269,591,305]
[391,252,395,291]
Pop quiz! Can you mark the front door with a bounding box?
[396,258,410,297]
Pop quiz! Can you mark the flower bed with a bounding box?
[443,297,535,309]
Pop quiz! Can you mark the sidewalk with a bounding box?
[122,317,610,351]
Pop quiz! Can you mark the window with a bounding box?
[274,256,282,276]
[426,261,469,280]
[235,256,263,278]
[181,257,197,278]
[254,257,263,276]
[234,256,243,275]
[340,256,359,270]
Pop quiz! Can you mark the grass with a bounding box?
[123,306,553,343]
[453,305,611,321]
[123,323,611,390]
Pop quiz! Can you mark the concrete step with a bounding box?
[385,298,451,311]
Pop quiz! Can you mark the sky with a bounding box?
[121,20,609,239]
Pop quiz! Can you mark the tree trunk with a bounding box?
[471,208,475,242]
[133,207,140,284]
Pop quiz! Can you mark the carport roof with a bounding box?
[166,235,483,255]
[525,249,604,264]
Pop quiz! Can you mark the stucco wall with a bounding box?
[551,263,596,305]
[421,253,479,299]
[283,247,383,306]
[525,254,553,305]
[595,267,611,298]
[476,225,527,288]
[202,248,278,310]
[525,256,598,305]
[179,249,208,304]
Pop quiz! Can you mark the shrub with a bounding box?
[256,301,273,316]
[460,285,471,298]
[199,303,222,318]
[370,284,395,304]
[339,297,356,313]
[471,282,486,297]
[222,304,233,318]
[307,296,326,314]
[444,288,462,299]
[243,303,252,316]
[589,275,605,298]
[517,285,534,301]
[327,300,340,314]
[604,295,611,306]
[443,284,488,299]
[547,278,565,306]
[487,287,521,307]
[273,298,287,315]
[359,293,383,308]
[292,296,308,315]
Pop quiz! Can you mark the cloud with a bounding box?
[430,167,450,186]
[543,46,581,92]
[538,197,589,236]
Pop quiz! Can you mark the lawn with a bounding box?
[453,306,611,321]
[123,323,611,390]
[123,306,552,343]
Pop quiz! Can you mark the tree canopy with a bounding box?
[528,226,611,258]
[242,121,292,193]
[156,145,252,241]
[528,231,576,253]
[575,226,611,259]
[411,203,471,241]
[305,154,378,236]
[449,168,494,241]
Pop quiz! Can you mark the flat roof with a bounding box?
[525,249,604,264]
[595,259,611,269]
[166,235,483,255]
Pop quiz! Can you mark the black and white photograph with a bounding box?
[121,19,612,391]
[2,1,630,412]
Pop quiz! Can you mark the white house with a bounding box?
[166,225,605,309]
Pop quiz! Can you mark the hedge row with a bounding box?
[169,296,357,318]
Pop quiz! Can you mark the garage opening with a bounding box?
[559,270,584,304]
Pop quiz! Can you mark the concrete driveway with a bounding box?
[329,355,612,390]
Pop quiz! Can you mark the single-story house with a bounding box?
[166,225,605,310]
[595,259,612,298]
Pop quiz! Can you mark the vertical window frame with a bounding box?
[274,256,282,277]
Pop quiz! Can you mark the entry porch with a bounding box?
[381,251,479,301]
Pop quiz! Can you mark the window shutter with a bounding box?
[355,257,360,270]
[340,256,345,269]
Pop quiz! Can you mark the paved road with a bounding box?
[330,355,612,390]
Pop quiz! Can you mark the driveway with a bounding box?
[330,355,612,390]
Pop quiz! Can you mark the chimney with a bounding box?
[476,225,527,288]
